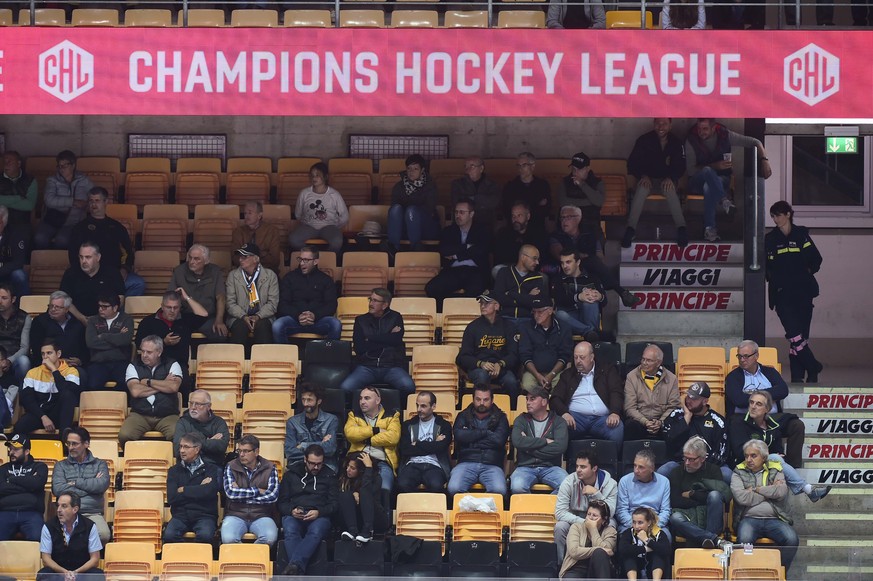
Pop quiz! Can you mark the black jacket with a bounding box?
[399,414,453,477]
[550,359,624,417]
[352,309,407,368]
[136,310,205,372]
[451,175,501,227]
[277,463,338,517]
[456,315,518,372]
[278,267,338,320]
[438,222,491,269]
[453,403,510,467]
[493,223,549,267]
[551,269,606,310]
[29,312,88,364]
[0,456,48,513]
[166,458,223,522]
[0,225,28,280]
[729,411,798,465]
[662,406,729,466]
[502,176,552,228]
[765,224,822,307]
[493,266,549,319]
[68,215,134,270]
[628,130,686,183]
[518,317,573,374]
[725,364,788,416]
[45,515,96,571]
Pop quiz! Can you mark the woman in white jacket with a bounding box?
[290,162,349,253]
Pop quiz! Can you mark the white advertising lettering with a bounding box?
[39,40,94,102]
[580,52,740,95]
[0,50,4,92]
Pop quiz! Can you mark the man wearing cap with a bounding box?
[425,198,491,307]
[510,388,569,494]
[37,491,104,581]
[226,243,279,355]
[273,245,340,343]
[232,202,281,271]
[624,344,680,440]
[660,382,731,482]
[0,434,48,541]
[456,292,519,398]
[550,341,624,445]
[623,118,688,248]
[502,152,552,231]
[518,297,573,393]
[493,244,549,322]
[557,151,605,227]
[168,244,228,339]
[551,248,605,342]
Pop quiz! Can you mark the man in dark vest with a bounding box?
[37,492,104,581]
[118,335,182,445]
[0,151,38,227]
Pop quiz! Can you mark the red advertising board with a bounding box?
[0,29,868,117]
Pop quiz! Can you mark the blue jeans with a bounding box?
[668,490,727,546]
[0,509,44,541]
[272,315,341,342]
[448,462,507,497]
[376,459,394,493]
[771,454,806,495]
[282,515,332,573]
[567,411,624,445]
[124,273,146,297]
[510,465,567,494]
[164,516,217,543]
[4,269,29,298]
[11,356,30,386]
[467,367,519,399]
[220,515,278,545]
[688,167,730,229]
[658,461,734,484]
[555,305,600,335]
[340,365,416,397]
[736,517,799,569]
[387,204,440,247]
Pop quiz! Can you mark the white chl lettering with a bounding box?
[0,50,4,91]
[581,52,740,96]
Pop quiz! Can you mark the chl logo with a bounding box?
[784,43,839,106]
[39,40,94,103]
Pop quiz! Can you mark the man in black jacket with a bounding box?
[451,157,501,232]
[37,492,103,581]
[272,246,340,342]
[456,292,519,398]
[118,335,182,445]
[164,432,223,544]
[28,291,88,370]
[0,434,48,541]
[340,288,414,396]
[448,384,510,497]
[551,248,605,341]
[425,199,491,305]
[623,118,688,248]
[15,340,80,436]
[518,298,573,393]
[493,244,549,322]
[278,444,338,575]
[397,391,453,493]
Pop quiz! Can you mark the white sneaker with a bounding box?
[704,227,721,242]
[355,535,372,543]
[341,531,355,542]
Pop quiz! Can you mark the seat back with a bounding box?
[142,204,189,255]
[327,158,374,204]
[186,9,226,27]
[124,157,172,207]
[106,203,139,242]
[79,156,122,200]
[230,9,279,27]
[29,250,69,294]
[302,340,352,391]
[391,9,438,27]
[440,297,479,347]
[341,252,389,296]
[0,540,41,581]
[677,346,727,395]
[160,542,214,580]
[392,297,437,355]
[393,252,441,297]
[284,9,331,27]
[673,548,725,579]
[565,439,619,476]
[134,250,181,294]
[193,204,240,251]
[276,157,323,207]
[606,9,654,29]
[18,8,66,25]
[175,158,222,206]
[79,391,128,442]
[508,494,557,542]
[621,439,668,475]
[196,343,246,402]
[625,341,675,373]
[218,541,272,577]
[125,9,174,27]
[72,9,121,26]
[444,10,488,27]
[249,344,298,398]
[339,9,385,28]
[496,10,545,28]
[104,541,157,580]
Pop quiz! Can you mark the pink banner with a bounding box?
[0,28,869,117]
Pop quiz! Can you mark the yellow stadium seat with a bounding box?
[677,346,727,395]
[262,204,293,257]
[341,252,389,297]
[439,297,479,347]
[28,250,69,294]
[175,158,222,207]
[125,9,173,27]
[375,158,406,203]
[496,10,545,28]
[444,10,488,27]
[106,203,139,242]
[327,158,374,205]
[394,252,441,297]
[729,547,784,580]
[412,345,460,404]
[104,541,156,580]
[451,493,505,549]
[18,8,66,26]
[209,392,238,454]
[79,157,122,201]
[72,9,119,26]
[193,204,240,251]
[160,542,214,581]
[391,9,438,28]
[404,392,457,423]
[241,392,292,443]
[396,493,448,553]
[124,157,172,208]
[123,441,174,501]
[392,297,437,356]
[339,9,385,28]
[257,441,285,479]
[87,439,119,503]
[606,9,654,29]
[0,9,12,26]
[195,343,246,403]
[185,9,226,27]
[337,296,369,343]
[113,490,164,552]
[231,9,279,27]
[78,391,128,442]
[125,295,163,336]
[508,494,557,542]
[673,548,724,579]
[218,543,272,578]
[31,440,64,493]
[284,9,331,27]
[0,540,40,580]
[249,344,298,398]
[19,295,50,318]
[345,205,390,247]
[225,158,272,207]
[142,204,189,256]
[134,250,181,295]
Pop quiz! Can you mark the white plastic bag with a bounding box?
[457,494,498,513]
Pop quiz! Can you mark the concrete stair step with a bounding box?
[794,536,873,581]
[617,311,742,344]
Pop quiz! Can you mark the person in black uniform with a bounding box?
[765,201,823,384]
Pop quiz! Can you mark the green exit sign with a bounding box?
[826,137,858,154]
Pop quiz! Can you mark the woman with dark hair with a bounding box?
[337,452,388,543]
[765,200,823,383]
[290,162,349,253]
[387,154,440,253]
[661,0,706,29]
[617,506,671,581]
[559,500,617,579]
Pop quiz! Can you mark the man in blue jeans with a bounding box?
[272,246,340,342]
[551,248,605,342]
[448,384,510,498]
[278,444,338,576]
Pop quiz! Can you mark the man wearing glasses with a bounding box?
[623,344,679,440]
[165,432,223,544]
[450,157,500,232]
[33,150,94,250]
[493,244,549,323]
[84,291,133,392]
[168,244,228,339]
[51,427,111,544]
[221,434,279,546]
[28,291,88,373]
[272,245,340,342]
[173,389,230,466]
[725,339,789,416]
[340,288,415,397]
